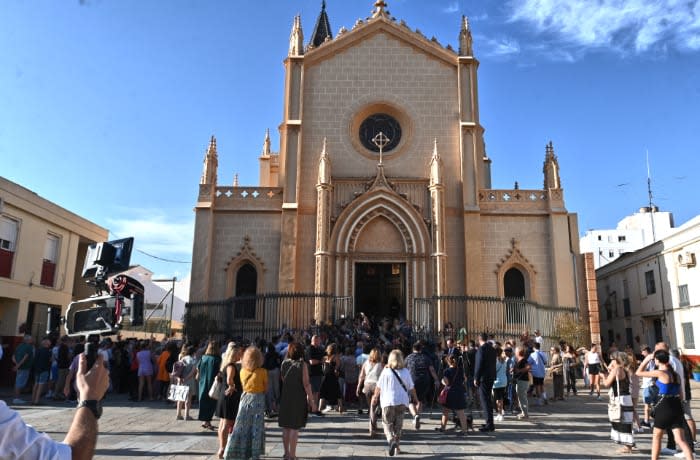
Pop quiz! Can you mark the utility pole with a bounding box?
[646,150,656,243]
[153,277,177,337]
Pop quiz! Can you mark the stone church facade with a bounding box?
[190,1,590,333]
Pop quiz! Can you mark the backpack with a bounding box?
[170,360,185,379]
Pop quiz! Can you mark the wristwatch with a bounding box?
[77,399,103,420]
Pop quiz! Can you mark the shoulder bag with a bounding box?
[390,368,408,392]
[438,385,450,405]
[607,372,622,423]
[208,372,223,400]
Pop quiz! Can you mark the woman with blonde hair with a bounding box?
[603,351,635,454]
[356,347,383,436]
[216,342,242,459]
[372,349,417,457]
[225,346,268,460]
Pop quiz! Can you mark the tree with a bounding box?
[552,313,589,348]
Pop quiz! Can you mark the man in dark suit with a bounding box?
[473,332,497,431]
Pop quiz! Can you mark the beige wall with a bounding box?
[0,177,107,337]
[596,217,700,356]
[198,212,282,300]
[188,14,586,329]
[479,215,553,302]
[299,33,462,207]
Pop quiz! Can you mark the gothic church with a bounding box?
[190,1,590,333]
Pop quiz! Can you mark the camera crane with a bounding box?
[62,237,144,367]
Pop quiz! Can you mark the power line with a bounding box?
[134,248,191,264]
[108,232,192,264]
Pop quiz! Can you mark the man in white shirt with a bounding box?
[0,352,109,460]
[533,330,544,346]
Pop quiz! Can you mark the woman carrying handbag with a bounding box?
[603,352,635,454]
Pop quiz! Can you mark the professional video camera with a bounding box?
[63,237,144,337]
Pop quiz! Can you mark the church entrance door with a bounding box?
[354,262,405,321]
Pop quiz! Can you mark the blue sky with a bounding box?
[2,0,699,280]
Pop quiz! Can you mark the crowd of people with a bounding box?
[4,313,700,459]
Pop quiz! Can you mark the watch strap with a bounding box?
[77,399,102,420]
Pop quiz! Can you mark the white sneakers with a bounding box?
[494,414,504,422]
[321,406,333,413]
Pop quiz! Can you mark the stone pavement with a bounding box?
[4,382,700,460]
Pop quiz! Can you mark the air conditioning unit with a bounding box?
[678,252,696,267]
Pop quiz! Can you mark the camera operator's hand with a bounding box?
[77,353,109,401]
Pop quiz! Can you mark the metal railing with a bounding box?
[184,292,345,342]
[413,295,578,343]
[185,293,578,346]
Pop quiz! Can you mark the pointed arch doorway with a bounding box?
[504,267,526,298]
[355,262,406,321]
[504,267,526,324]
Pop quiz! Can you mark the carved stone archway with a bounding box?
[327,171,432,320]
[495,238,537,301]
[224,235,266,297]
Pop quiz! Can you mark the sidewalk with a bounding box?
[5,382,699,459]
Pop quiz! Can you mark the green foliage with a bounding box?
[551,313,589,348]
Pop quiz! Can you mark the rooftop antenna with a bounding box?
[646,149,656,242]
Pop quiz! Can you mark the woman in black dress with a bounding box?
[216,342,242,459]
[636,350,694,460]
[319,343,343,413]
[278,342,316,460]
[436,354,468,435]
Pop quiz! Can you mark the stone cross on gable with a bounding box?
[372,131,390,165]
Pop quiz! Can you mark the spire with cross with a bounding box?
[372,131,390,165]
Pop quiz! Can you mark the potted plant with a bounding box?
[693,362,700,382]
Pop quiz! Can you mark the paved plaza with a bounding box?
[4,381,699,459]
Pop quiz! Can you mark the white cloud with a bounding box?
[478,36,521,58]
[106,209,194,258]
[469,13,489,22]
[507,0,700,55]
[442,1,460,14]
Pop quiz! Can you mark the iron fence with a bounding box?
[413,295,578,344]
[186,293,578,346]
[184,292,346,342]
